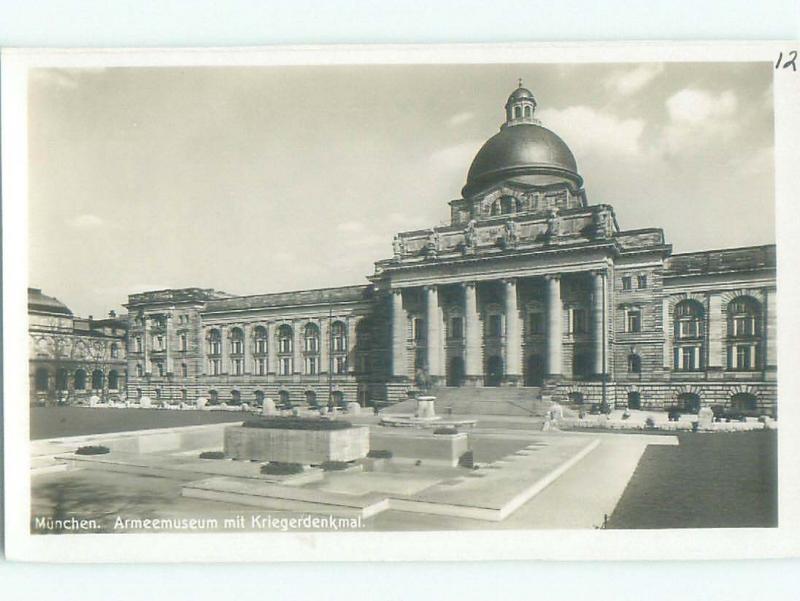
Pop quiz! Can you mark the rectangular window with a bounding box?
[256,358,267,375]
[135,337,142,353]
[626,310,641,333]
[733,316,755,337]
[637,275,647,289]
[232,359,243,375]
[528,312,544,335]
[181,363,188,378]
[413,318,425,342]
[570,309,588,334]
[335,356,347,375]
[256,339,267,354]
[450,317,463,339]
[180,334,187,351]
[488,314,503,337]
[210,359,221,375]
[306,356,318,375]
[280,357,292,376]
[622,276,632,290]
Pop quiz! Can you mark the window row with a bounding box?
[206,322,348,356]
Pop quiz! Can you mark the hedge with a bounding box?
[75,445,110,455]
[260,462,304,475]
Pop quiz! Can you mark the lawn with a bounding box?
[607,430,777,529]
[30,406,249,440]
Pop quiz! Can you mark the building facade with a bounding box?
[28,288,128,404]
[123,84,777,415]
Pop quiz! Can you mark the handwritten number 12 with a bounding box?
[775,51,797,71]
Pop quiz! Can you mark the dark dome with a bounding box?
[507,86,535,101]
[462,123,581,197]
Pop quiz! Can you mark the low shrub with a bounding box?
[320,461,351,471]
[242,417,353,431]
[433,427,459,435]
[367,449,393,459]
[198,451,225,459]
[75,445,110,455]
[260,462,304,475]
[644,417,656,429]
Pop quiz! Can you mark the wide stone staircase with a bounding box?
[383,386,549,418]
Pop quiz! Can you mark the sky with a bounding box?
[28,62,774,317]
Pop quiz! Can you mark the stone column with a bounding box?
[463,282,482,385]
[591,271,607,376]
[545,275,563,377]
[292,320,302,375]
[200,327,207,375]
[243,323,252,374]
[503,278,522,384]
[707,293,723,371]
[347,318,358,375]
[424,285,443,380]
[320,319,329,376]
[391,289,407,378]
[220,325,229,374]
[143,316,150,374]
[164,314,173,374]
[266,322,277,375]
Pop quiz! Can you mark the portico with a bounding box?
[386,267,609,388]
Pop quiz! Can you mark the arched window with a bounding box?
[727,297,762,370]
[92,369,104,390]
[304,323,320,353]
[230,327,244,355]
[230,390,241,405]
[331,321,347,352]
[208,329,222,356]
[627,354,642,374]
[254,326,268,355]
[108,370,120,390]
[675,300,704,339]
[490,200,500,216]
[730,392,758,412]
[278,389,290,405]
[254,390,265,404]
[513,106,521,119]
[74,369,87,390]
[56,368,68,391]
[278,324,293,354]
[35,368,49,392]
[305,390,318,407]
[673,300,705,371]
[500,195,515,214]
[524,105,532,118]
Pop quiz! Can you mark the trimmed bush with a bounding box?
[320,461,351,471]
[75,445,110,455]
[433,427,459,435]
[242,417,353,431]
[260,462,304,475]
[367,449,393,459]
[198,451,225,459]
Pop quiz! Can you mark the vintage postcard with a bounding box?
[3,42,799,562]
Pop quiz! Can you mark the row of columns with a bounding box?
[391,271,608,383]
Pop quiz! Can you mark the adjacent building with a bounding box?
[28,288,128,404]
[119,84,777,414]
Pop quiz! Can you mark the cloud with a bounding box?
[605,63,664,96]
[666,89,738,125]
[661,89,740,155]
[67,214,104,229]
[446,111,475,127]
[538,106,645,158]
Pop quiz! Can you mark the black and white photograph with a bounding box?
[2,42,799,563]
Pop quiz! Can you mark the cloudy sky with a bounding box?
[28,62,774,317]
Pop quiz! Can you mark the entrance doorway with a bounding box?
[485,355,503,387]
[627,391,641,410]
[525,354,544,386]
[447,356,465,387]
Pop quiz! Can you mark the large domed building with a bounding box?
[121,83,777,417]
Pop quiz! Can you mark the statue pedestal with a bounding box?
[415,396,436,419]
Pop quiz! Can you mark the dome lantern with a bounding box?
[504,79,539,127]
